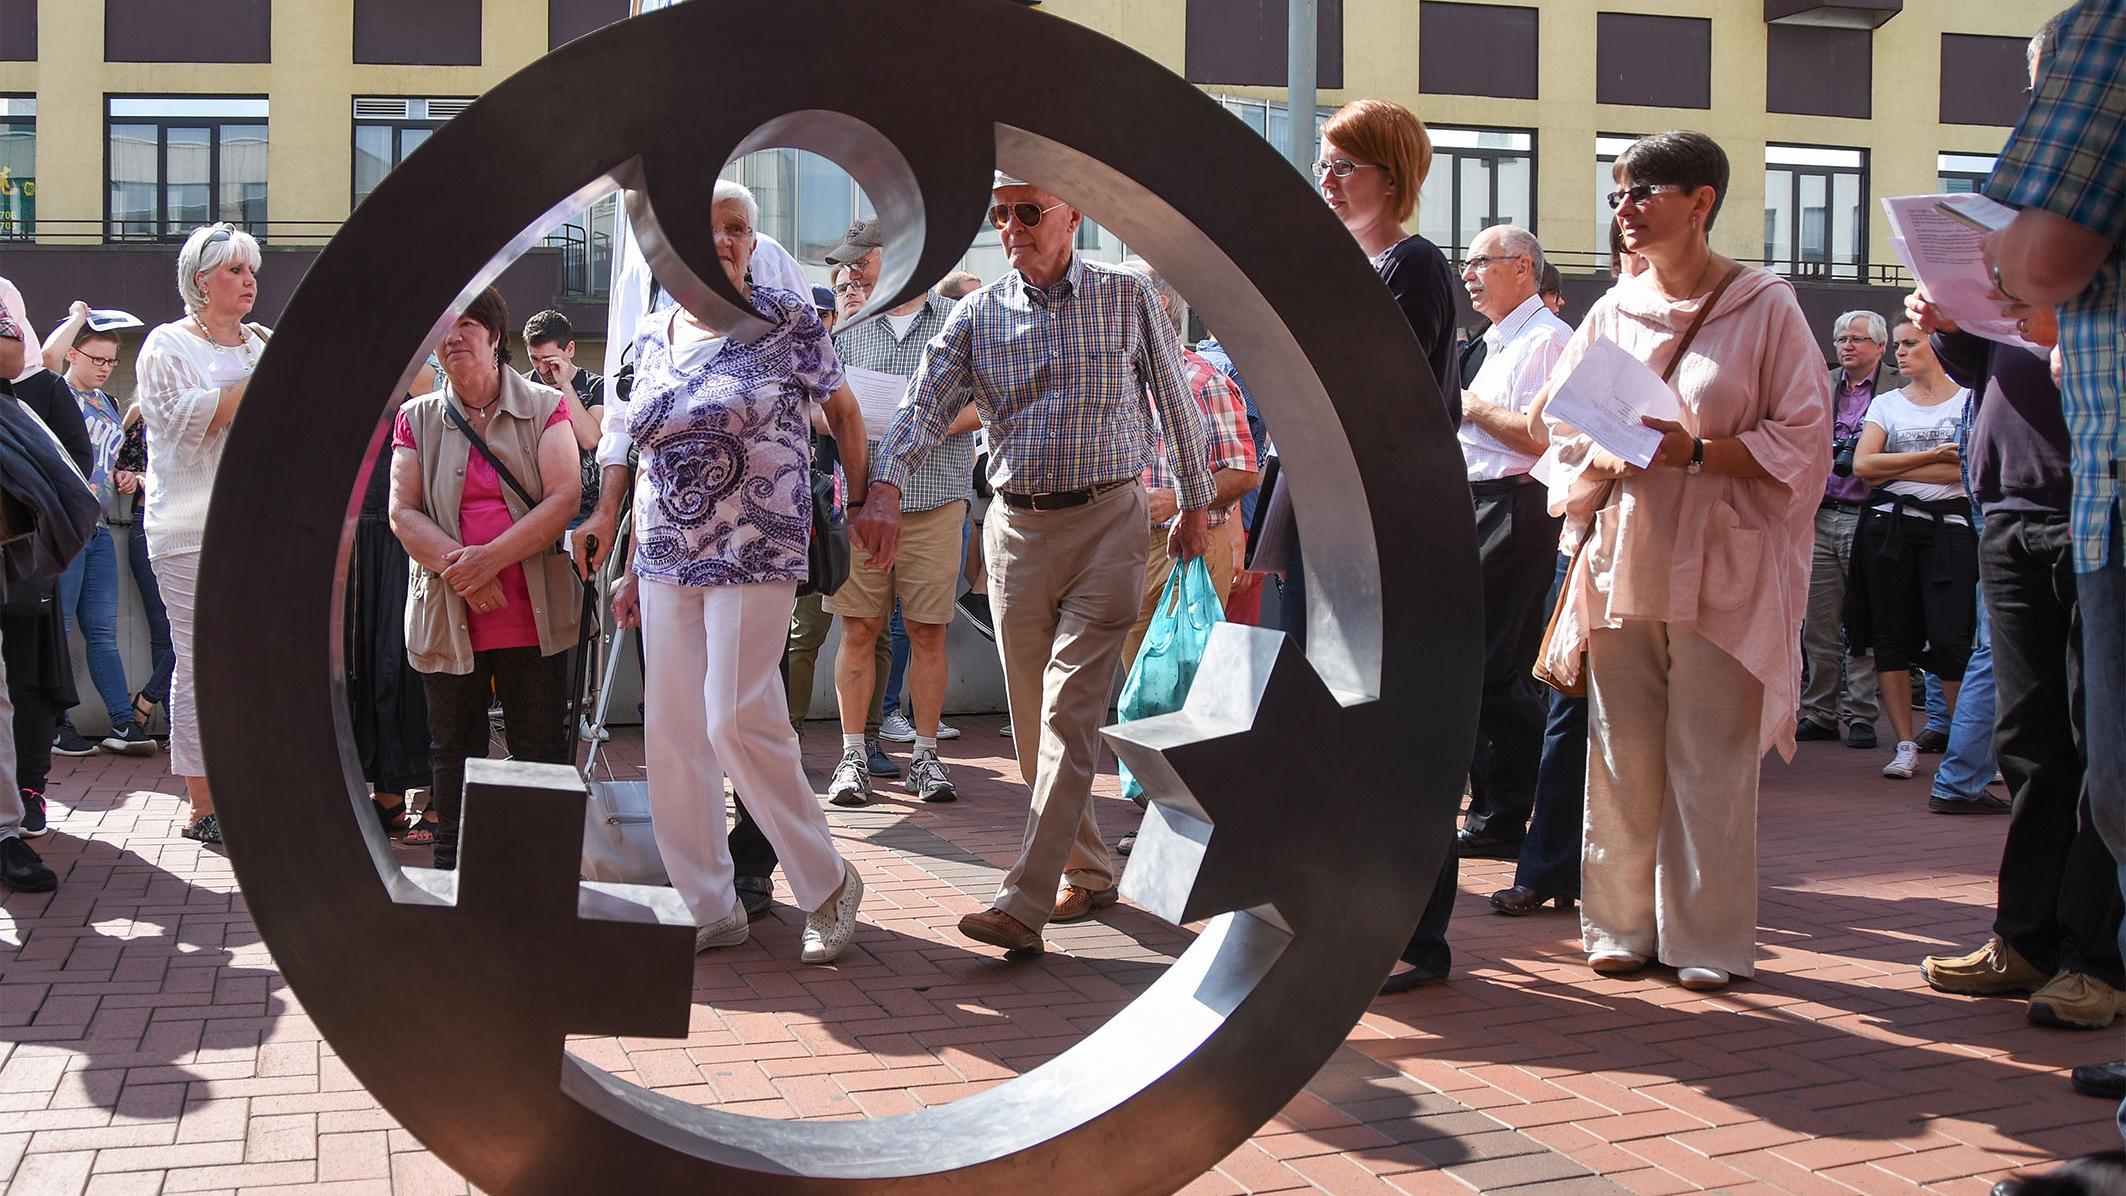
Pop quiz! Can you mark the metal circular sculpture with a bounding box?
[197,1,1481,1191]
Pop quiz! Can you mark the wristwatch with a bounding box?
[1686,438,1705,475]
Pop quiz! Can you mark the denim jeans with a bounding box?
[125,520,176,706]
[56,525,133,727]
[881,601,910,717]
[1930,587,1998,801]
[1924,673,1950,737]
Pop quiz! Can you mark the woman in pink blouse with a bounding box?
[389,286,580,871]
[1540,132,1831,991]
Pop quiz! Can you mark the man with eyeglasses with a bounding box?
[1797,310,1890,749]
[855,172,1214,954]
[818,222,979,807]
[1449,226,1572,863]
[39,303,156,759]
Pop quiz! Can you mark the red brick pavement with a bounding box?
[1,718,2116,1194]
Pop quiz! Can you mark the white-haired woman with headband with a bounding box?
[574,179,868,964]
[136,222,269,845]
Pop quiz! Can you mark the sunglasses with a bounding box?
[1605,183,1687,210]
[988,201,1069,230]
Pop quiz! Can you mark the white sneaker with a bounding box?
[878,711,917,743]
[694,904,749,952]
[827,748,872,807]
[935,720,960,741]
[1883,741,1919,779]
[578,716,610,743]
[1678,966,1730,991]
[800,861,864,964]
[906,752,957,803]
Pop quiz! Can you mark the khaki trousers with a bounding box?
[1584,619,1765,978]
[1120,518,1236,670]
[988,480,1148,930]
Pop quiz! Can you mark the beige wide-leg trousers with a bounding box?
[987,480,1148,931]
[1584,618,1766,978]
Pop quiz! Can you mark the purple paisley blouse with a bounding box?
[626,286,845,586]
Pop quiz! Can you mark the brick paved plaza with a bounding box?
[1,719,2116,1194]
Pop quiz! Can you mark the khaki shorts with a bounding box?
[825,499,968,625]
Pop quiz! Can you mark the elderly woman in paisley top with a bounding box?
[576,180,867,965]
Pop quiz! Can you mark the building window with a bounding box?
[1,98,32,241]
[1594,134,1638,262]
[1419,2,1539,100]
[1184,0,1344,89]
[1417,127,1534,261]
[1212,94,1333,160]
[352,97,471,210]
[1938,152,1996,195]
[1764,144,1867,281]
[106,97,268,243]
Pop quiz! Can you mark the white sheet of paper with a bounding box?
[85,308,144,333]
[843,365,911,437]
[1542,336,1680,470]
[1880,194,2045,353]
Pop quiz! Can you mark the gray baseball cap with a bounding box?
[822,216,882,266]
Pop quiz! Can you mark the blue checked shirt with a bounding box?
[1986,0,2126,570]
[873,255,1215,509]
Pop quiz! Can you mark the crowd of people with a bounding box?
[1,3,2121,1183]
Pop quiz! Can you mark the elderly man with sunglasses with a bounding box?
[854,173,1214,954]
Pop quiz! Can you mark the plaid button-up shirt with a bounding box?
[873,255,1214,509]
[1142,349,1257,527]
[1987,0,2126,570]
[833,292,974,514]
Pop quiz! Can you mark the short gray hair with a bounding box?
[2030,10,2067,71]
[712,178,760,232]
[1118,257,1184,337]
[1481,224,1547,278]
[176,223,263,313]
[1834,310,1887,344]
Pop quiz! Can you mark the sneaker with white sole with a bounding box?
[694,904,749,952]
[907,752,957,803]
[935,720,960,741]
[578,717,610,743]
[1882,740,1919,779]
[878,711,918,743]
[800,862,864,964]
[52,727,98,757]
[827,748,872,807]
[100,721,157,756]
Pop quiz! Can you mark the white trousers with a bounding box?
[640,577,845,925]
[1584,619,1765,977]
[158,551,205,779]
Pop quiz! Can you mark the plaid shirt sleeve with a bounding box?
[1986,0,2126,241]
[0,307,17,342]
[873,302,975,494]
[1190,354,1256,474]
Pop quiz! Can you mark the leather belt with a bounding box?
[1820,498,1863,513]
[1469,474,1541,498]
[997,477,1136,511]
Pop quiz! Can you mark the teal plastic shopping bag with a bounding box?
[1117,556,1224,802]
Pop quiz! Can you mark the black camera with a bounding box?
[1832,436,1859,478]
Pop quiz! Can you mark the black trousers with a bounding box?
[1981,510,2124,985]
[422,646,571,871]
[1464,479,1564,841]
[1514,553,1588,899]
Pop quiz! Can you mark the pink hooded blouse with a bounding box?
[1541,266,1832,760]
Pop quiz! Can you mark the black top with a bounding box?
[8,371,92,476]
[1375,234,1463,430]
[1931,330,2070,516]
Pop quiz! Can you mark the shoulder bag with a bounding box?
[1532,264,1741,697]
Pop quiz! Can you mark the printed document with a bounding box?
[843,365,911,437]
[1542,336,1680,470]
[1880,194,2044,353]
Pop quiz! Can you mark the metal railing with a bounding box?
[1477,246,1914,291]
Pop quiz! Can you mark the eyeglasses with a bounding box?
[1604,183,1687,210]
[1460,254,1524,273]
[72,351,118,368]
[988,201,1069,230]
[831,280,869,298]
[1312,158,1386,180]
[1831,335,1878,346]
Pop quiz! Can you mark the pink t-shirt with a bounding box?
[393,399,570,652]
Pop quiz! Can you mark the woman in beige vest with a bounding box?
[388,286,580,870]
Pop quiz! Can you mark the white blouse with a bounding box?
[137,318,267,559]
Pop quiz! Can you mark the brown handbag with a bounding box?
[1531,263,1741,697]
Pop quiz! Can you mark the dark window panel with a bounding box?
[549,0,631,50]
[1765,23,1871,118]
[354,0,482,66]
[0,0,35,61]
[1763,0,1902,27]
[1419,3,1539,100]
[1184,0,1344,89]
[105,0,270,63]
[1939,34,2030,127]
[1595,13,1711,110]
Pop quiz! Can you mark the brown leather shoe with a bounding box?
[1489,886,1574,916]
[1052,883,1120,923]
[958,907,1042,953]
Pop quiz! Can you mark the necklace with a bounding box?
[192,312,257,372]
[454,383,501,417]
